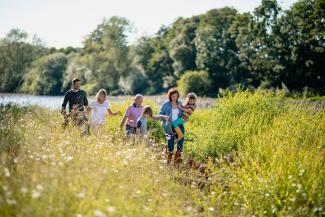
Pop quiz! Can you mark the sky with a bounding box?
[0,0,298,48]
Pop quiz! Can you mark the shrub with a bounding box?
[177,70,213,96]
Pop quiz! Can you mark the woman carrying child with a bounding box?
[159,88,197,165]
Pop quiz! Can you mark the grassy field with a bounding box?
[0,91,324,216]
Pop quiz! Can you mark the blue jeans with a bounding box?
[125,125,136,137]
[166,124,185,153]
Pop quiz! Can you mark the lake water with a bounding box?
[0,93,216,109]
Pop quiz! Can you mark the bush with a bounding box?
[185,90,287,159]
[183,90,325,215]
[177,70,213,96]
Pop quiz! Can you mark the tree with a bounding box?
[195,7,238,92]
[0,28,47,92]
[277,0,325,91]
[169,17,200,77]
[177,70,213,96]
[21,53,67,95]
[81,16,132,93]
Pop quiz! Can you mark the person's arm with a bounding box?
[120,116,128,130]
[120,106,130,130]
[86,101,93,115]
[61,92,69,115]
[150,114,169,121]
[108,108,121,116]
[83,91,89,113]
[178,104,192,113]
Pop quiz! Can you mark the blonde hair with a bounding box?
[96,89,107,101]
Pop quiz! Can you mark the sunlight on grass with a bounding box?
[1,91,324,216]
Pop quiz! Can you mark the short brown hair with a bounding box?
[167,88,179,102]
[72,78,80,84]
[143,106,153,117]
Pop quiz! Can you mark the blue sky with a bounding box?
[0,0,298,48]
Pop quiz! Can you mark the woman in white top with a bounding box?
[88,89,120,131]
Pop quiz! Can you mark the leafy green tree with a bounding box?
[82,16,131,93]
[195,7,238,91]
[21,53,67,95]
[118,59,148,95]
[177,70,213,96]
[277,0,325,91]
[169,17,200,77]
[0,28,47,92]
[62,53,97,93]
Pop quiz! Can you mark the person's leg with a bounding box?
[175,124,185,164]
[125,125,132,137]
[166,133,175,164]
[177,124,185,151]
[172,118,185,141]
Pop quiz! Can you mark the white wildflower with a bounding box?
[94,209,106,217]
[107,206,116,215]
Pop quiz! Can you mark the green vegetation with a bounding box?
[1,91,324,216]
[1,0,324,96]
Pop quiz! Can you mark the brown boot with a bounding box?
[167,152,173,165]
[174,150,182,165]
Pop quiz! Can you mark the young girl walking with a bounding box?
[88,89,121,131]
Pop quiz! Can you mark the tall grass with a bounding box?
[185,91,325,216]
[0,91,324,216]
[0,102,206,217]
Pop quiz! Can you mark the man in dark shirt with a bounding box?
[61,78,89,134]
[61,78,89,113]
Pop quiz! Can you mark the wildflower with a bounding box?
[67,156,74,161]
[208,207,215,212]
[6,198,16,205]
[299,169,305,176]
[107,206,116,215]
[94,209,106,217]
[2,185,9,192]
[76,192,86,199]
[32,190,42,199]
[4,168,10,177]
[271,205,276,213]
[21,187,28,194]
[36,184,44,191]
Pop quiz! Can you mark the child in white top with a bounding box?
[88,89,120,130]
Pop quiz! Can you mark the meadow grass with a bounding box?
[185,91,325,216]
[0,91,324,216]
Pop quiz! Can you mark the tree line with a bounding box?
[0,0,324,96]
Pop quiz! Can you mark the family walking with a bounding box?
[61,78,197,165]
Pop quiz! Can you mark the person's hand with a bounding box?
[163,115,169,121]
[61,110,67,118]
